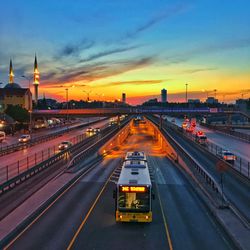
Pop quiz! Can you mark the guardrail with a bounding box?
[0,118,107,157]
[0,133,95,185]
[67,121,130,169]
[200,123,250,143]
[0,118,130,195]
[147,116,227,204]
[164,119,250,179]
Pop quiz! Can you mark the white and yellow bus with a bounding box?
[125,151,147,162]
[114,157,153,223]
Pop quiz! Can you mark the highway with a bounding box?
[3,123,234,250]
[164,116,250,164]
[0,117,100,147]
[0,118,109,184]
[158,117,250,223]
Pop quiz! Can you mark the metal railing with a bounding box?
[165,120,250,179]
[147,116,227,204]
[0,118,131,195]
[200,123,250,143]
[0,118,107,156]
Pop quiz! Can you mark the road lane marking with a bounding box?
[155,182,173,250]
[67,164,118,250]
[3,160,103,250]
[149,156,173,250]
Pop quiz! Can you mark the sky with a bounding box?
[0,0,249,104]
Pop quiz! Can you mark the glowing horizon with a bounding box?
[0,0,249,105]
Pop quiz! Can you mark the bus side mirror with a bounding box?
[113,190,116,199]
[152,193,155,200]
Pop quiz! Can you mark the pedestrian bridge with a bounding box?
[32,107,249,119]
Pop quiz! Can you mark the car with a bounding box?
[94,127,101,133]
[195,131,207,145]
[18,134,31,143]
[217,150,236,164]
[58,141,73,150]
[86,127,95,132]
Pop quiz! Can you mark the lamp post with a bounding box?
[214,89,217,99]
[65,88,69,123]
[185,83,188,103]
[83,90,92,102]
[22,75,33,135]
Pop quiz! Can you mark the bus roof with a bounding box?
[125,151,147,161]
[117,160,151,186]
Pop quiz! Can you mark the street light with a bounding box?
[83,90,92,102]
[22,75,33,135]
[214,89,217,99]
[185,83,188,103]
[65,88,69,122]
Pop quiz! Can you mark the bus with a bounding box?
[114,156,153,222]
[125,151,147,162]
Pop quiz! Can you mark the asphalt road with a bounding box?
[4,123,234,250]
[164,115,250,162]
[164,124,250,223]
[0,119,109,184]
[1,118,99,147]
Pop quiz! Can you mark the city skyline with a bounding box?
[0,0,249,104]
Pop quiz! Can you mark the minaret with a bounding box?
[9,59,14,84]
[33,54,40,105]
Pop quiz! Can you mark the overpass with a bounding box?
[32,107,250,119]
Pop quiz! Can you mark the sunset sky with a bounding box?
[0,0,249,104]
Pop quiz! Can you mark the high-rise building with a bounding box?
[33,54,40,105]
[122,93,126,103]
[161,88,167,103]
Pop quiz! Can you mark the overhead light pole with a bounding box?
[185,83,188,103]
[83,90,92,102]
[214,89,217,99]
[65,88,69,123]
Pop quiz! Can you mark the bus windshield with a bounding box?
[118,191,150,212]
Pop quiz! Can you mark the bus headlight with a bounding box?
[119,215,123,219]
[146,215,149,220]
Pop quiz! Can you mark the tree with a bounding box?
[5,105,29,123]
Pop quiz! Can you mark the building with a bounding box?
[0,59,32,112]
[236,98,250,111]
[161,88,167,103]
[33,54,40,105]
[188,99,201,104]
[205,97,218,104]
[122,93,126,103]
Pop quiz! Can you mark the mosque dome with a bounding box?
[4,83,21,89]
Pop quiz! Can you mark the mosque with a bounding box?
[0,56,40,112]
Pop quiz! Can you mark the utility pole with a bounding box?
[214,89,217,99]
[65,88,69,123]
[185,83,188,103]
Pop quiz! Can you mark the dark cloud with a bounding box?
[164,37,250,65]
[41,56,155,86]
[181,67,217,74]
[55,39,95,59]
[79,45,140,63]
[123,4,189,40]
[94,79,166,88]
